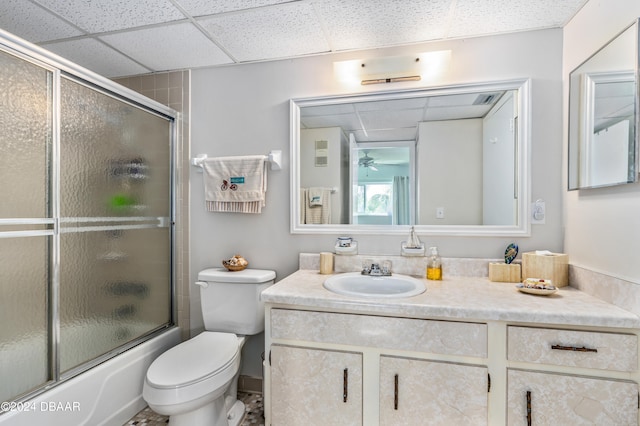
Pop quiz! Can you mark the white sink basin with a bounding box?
[323,272,426,298]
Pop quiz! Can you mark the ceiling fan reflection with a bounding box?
[359,151,379,171]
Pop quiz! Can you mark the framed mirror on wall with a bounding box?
[568,19,640,190]
[290,79,531,236]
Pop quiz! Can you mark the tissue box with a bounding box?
[522,252,569,287]
[489,263,521,282]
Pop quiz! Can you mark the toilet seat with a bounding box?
[146,332,240,389]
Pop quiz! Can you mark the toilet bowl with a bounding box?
[143,332,246,426]
[143,268,276,426]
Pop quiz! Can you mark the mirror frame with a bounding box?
[568,19,640,190]
[290,79,531,236]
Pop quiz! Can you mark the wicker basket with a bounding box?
[222,261,247,271]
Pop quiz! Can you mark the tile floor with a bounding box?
[124,392,264,425]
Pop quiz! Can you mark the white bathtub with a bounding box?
[0,326,180,426]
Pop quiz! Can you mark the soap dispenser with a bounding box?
[426,246,442,280]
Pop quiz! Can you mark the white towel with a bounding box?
[203,155,267,213]
[308,187,324,206]
[301,188,331,224]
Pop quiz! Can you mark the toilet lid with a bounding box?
[198,268,275,283]
[146,332,239,388]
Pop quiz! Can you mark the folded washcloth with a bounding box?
[202,155,267,213]
[308,187,324,206]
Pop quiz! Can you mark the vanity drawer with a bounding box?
[508,326,637,372]
[271,309,487,357]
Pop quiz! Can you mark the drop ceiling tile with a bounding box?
[175,0,291,17]
[360,127,417,142]
[41,38,150,77]
[447,0,587,38]
[424,105,490,121]
[301,103,356,117]
[356,97,429,112]
[100,22,232,71]
[301,114,362,131]
[34,0,185,33]
[197,2,329,62]
[427,93,489,107]
[0,0,83,43]
[360,108,424,130]
[314,0,452,52]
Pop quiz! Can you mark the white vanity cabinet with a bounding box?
[262,270,640,425]
[379,355,488,425]
[270,344,363,426]
[506,326,639,425]
[507,369,638,425]
[266,308,489,425]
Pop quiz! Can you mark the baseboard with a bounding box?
[238,375,263,394]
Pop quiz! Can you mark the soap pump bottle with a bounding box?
[426,246,442,280]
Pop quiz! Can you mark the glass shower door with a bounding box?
[0,50,53,402]
[58,77,172,373]
[0,42,174,404]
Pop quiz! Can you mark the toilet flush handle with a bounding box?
[194,281,209,289]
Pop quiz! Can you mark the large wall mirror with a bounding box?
[568,19,639,190]
[290,79,531,236]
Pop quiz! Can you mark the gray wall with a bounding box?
[189,28,564,375]
[563,0,640,284]
[418,119,483,225]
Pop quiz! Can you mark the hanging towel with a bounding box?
[203,155,267,213]
[301,188,331,224]
[308,187,324,206]
[300,188,308,223]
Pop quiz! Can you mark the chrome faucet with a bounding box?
[361,261,392,276]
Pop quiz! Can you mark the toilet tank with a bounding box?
[197,268,275,335]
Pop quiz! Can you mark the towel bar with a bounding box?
[191,150,282,171]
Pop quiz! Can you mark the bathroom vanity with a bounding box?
[262,269,640,425]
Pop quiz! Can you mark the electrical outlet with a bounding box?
[531,200,545,224]
[436,207,445,219]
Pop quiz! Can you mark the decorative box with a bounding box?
[489,262,522,282]
[522,252,569,287]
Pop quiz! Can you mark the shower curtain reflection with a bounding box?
[393,176,410,225]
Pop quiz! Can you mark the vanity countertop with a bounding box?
[262,269,640,329]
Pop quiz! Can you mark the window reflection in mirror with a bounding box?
[291,79,531,236]
[568,19,639,190]
[352,142,414,225]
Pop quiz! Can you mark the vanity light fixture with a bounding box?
[334,51,451,87]
[361,75,422,85]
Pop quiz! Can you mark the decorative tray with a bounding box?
[516,278,557,296]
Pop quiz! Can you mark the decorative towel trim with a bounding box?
[206,200,263,214]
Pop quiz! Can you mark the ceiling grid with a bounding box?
[0,0,588,77]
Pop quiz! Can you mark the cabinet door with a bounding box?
[507,369,638,425]
[380,356,488,425]
[270,344,363,426]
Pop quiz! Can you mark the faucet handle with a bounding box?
[381,260,392,275]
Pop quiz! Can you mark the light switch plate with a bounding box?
[531,200,545,224]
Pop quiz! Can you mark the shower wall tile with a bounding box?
[114,69,191,341]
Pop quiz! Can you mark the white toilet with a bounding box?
[143,268,275,426]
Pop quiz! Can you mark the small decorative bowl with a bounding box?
[222,260,247,271]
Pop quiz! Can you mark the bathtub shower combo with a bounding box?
[0,30,178,425]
